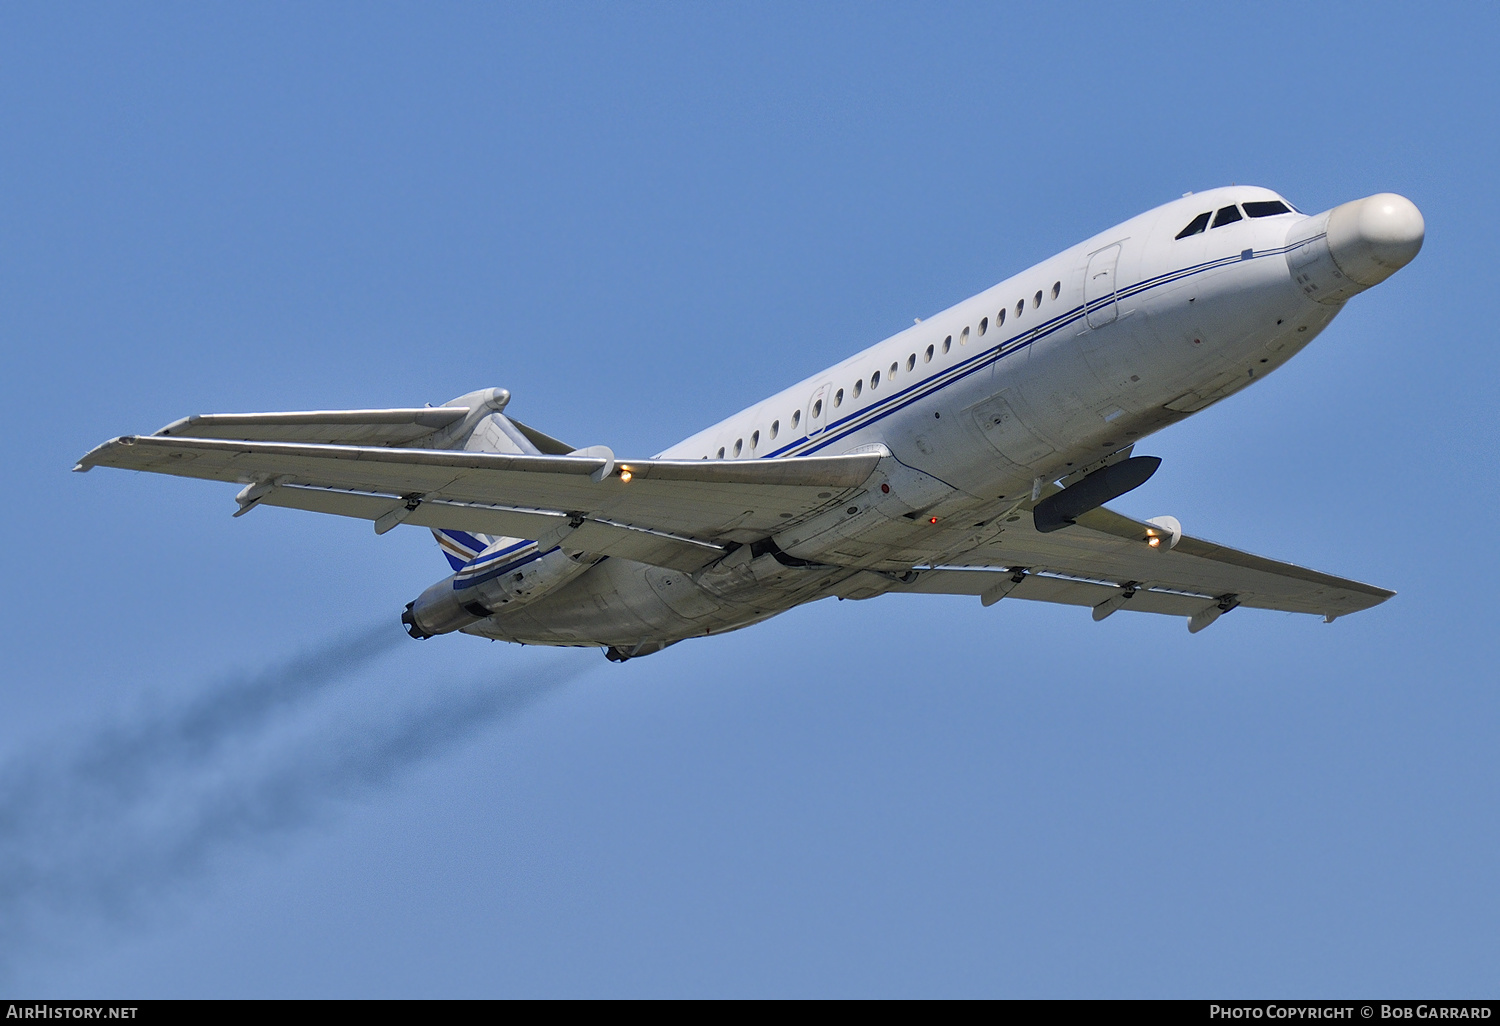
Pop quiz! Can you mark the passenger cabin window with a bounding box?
[906,354,916,371]
[1176,211,1211,239]
[751,430,759,449]
[1015,299,1024,317]
[871,370,880,389]
[1033,290,1042,308]
[1244,200,1292,218]
[1212,205,1243,228]
[924,344,933,363]
[943,335,952,353]
[997,308,1006,326]
[853,379,862,398]
[734,439,743,457]
[834,388,844,407]
[770,420,779,439]
[890,361,898,376]
[979,317,988,336]
[792,410,801,428]
[1051,281,1061,299]
[716,446,725,459]
[812,399,822,418]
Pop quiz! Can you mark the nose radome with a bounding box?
[1325,193,1424,287]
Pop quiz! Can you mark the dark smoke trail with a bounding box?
[150,660,587,875]
[0,621,403,828]
[78,621,405,789]
[0,625,594,979]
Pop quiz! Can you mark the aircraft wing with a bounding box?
[75,432,879,573]
[75,413,1395,621]
[892,505,1392,628]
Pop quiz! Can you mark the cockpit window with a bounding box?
[1243,200,1292,218]
[1212,205,1243,228]
[1175,211,1211,239]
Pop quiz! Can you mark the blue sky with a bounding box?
[2,2,1497,997]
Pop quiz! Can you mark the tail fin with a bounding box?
[424,390,574,572]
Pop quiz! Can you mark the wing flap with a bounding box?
[896,568,1211,616]
[262,485,725,571]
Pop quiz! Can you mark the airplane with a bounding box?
[76,186,1424,662]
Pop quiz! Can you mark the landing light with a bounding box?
[619,469,633,483]
[1147,534,1161,548]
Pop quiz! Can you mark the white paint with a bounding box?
[84,186,1422,655]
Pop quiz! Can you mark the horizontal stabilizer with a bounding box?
[154,407,470,447]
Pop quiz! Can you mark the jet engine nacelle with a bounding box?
[402,542,593,639]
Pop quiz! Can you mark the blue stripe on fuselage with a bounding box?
[738,242,1300,461]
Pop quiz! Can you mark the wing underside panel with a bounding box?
[919,506,1392,620]
[76,434,880,572]
[263,484,725,572]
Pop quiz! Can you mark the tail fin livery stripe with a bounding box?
[456,538,535,575]
[432,528,488,570]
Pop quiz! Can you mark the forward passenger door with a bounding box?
[1084,243,1122,328]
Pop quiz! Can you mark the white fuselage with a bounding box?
[466,186,1360,651]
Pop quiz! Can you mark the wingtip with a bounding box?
[73,435,136,473]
